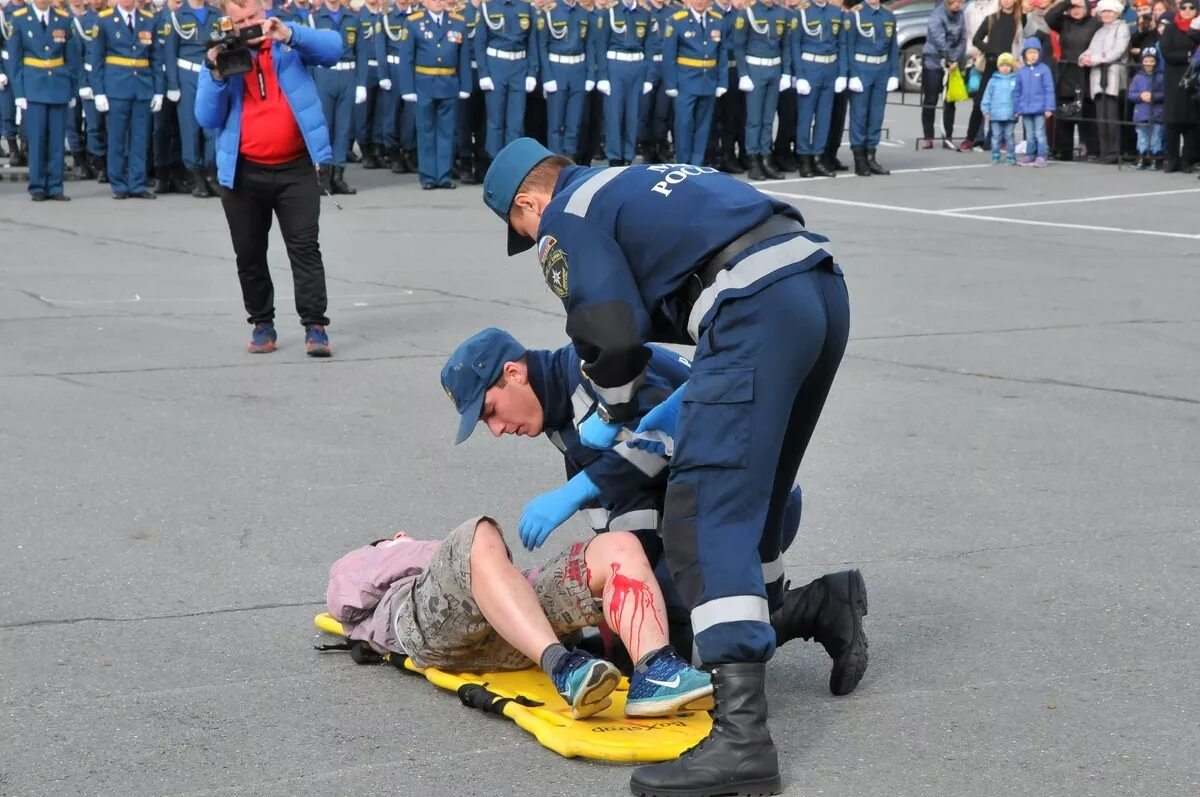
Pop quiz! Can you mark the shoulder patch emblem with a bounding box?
[734,15,744,29]
[537,235,569,300]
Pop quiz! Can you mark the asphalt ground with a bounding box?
[2,99,1198,797]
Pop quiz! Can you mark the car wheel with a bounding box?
[901,43,924,93]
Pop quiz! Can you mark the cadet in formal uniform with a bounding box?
[354,0,383,168]
[572,0,603,164]
[1,0,31,167]
[397,0,471,188]
[150,1,183,194]
[164,0,221,196]
[732,0,789,180]
[844,0,895,175]
[8,0,78,200]
[380,0,419,174]
[707,0,741,172]
[592,0,648,165]
[819,0,851,173]
[662,0,725,166]
[482,137,863,797]
[78,0,107,180]
[769,0,797,172]
[792,0,845,177]
[637,0,670,163]
[474,0,537,160]
[90,0,163,198]
[451,0,483,182]
[65,0,96,179]
[309,0,366,194]
[536,0,588,157]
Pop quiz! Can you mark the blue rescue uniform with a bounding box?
[474,0,537,158]
[791,0,845,157]
[309,4,367,167]
[397,7,471,187]
[8,4,77,198]
[165,2,221,173]
[593,1,650,163]
[531,163,848,665]
[845,0,896,151]
[662,7,725,165]
[732,2,791,158]
[536,0,588,157]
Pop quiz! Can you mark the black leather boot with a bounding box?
[191,168,212,198]
[330,166,357,195]
[71,151,91,180]
[722,152,745,174]
[746,155,766,180]
[774,150,797,172]
[852,149,872,176]
[866,149,890,175]
[8,137,28,167]
[797,154,816,178]
[204,166,222,195]
[92,153,109,183]
[824,152,848,171]
[630,662,781,797]
[361,144,381,170]
[811,155,836,177]
[771,569,869,696]
[459,156,481,184]
[318,165,334,194]
[759,155,783,179]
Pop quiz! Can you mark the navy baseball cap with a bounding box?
[482,137,555,256]
[441,328,528,444]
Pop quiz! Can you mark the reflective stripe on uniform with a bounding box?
[592,374,642,407]
[570,384,594,424]
[105,56,150,67]
[761,557,784,584]
[613,442,667,477]
[547,430,567,452]
[686,233,834,341]
[564,166,625,217]
[583,507,610,531]
[609,509,660,532]
[691,595,772,635]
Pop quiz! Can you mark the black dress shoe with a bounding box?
[131,190,157,199]
[421,183,437,190]
[30,192,47,202]
[112,192,129,200]
[48,194,71,201]
[438,181,457,189]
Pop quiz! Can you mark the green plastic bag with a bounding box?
[946,66,969,103]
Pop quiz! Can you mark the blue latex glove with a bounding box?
[519,471,602,550]
[628,384,686,455]
[579,412,623,450]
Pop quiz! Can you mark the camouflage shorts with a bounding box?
[392,516,605,672]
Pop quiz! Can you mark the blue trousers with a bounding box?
[743,66,780,156]
[354,82,383,149]
[82,98,105,156]
[178,70,214,169]
[544,62,586,156]
[415,94,457,186]
[106,97,150,194]
[483,58,529,158]
[381,73,418,151]
[663,264,850,666]
[0,87,16,139]
[603,58,645,161]
[637,59,670,145]
[673,90,714,165]
[849,65,888,149]
[796,61,839,156]
[66,98,83,153]
[315,68,355,166]
[26,101,67,197]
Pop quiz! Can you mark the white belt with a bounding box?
[486,47,526,60]
[368,59,378,67]
[176,58,202,73]
[607,50,644,62]
[652,53,663,62]
[387,54,401,65]
[548,53,586,65]
[745,56,781,68]
[329,61,357,71]
[471,60,478,69]
[854,53,888,64]
[801,52,837,64]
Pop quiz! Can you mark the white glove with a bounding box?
[79,86,93,100]
[402,92,417,102]
[379,78,393,91]
[14,97,27,111]
[666,88,678,98]
[458,90,470,99]
[166,89,181,103]
[543,79,558,93]
[795,78,811,96]
[738,75,754,92]
[848,77,864,93]
[597,79,611,95]
[779,74,792,91]
[69,98,76,109]
[642,81,653,95]
[479,76,495,91]
[355,85,367,104]
[886,76,900,92]
[585,79,596,92]
[94,94,109,112]
[715,86,727,98]
[525,75,536,92]
[151,94,163,112]
[834,76,847,93]
[0,74,7,90]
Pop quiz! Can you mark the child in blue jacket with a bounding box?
[981,53,1019,165]
[1014,38,1056,167]
[1129,47,1166,170]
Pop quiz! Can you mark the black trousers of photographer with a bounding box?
[219,156,330,328]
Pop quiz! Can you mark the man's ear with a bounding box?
[502,360,528,385]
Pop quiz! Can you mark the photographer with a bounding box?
[195,0,341,357]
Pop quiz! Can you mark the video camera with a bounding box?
[204,16,263,77]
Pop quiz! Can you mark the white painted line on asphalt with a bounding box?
[948,187,1200,213]
[753,162,994,186]
[762,189,1200,241]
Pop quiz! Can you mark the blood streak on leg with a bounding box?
[561,542,591,591]
[606,563,665,659]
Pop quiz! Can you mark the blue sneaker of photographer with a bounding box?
[551,649,621,719]
[305,324,331,357]
[247,322,277,354]
[625,646,714,717]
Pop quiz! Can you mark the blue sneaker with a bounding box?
[625,647,714,717]
[247,322,276,354]
[551,650,621,719]
[304,324,331,357]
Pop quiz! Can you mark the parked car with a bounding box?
[890,0,938,93]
